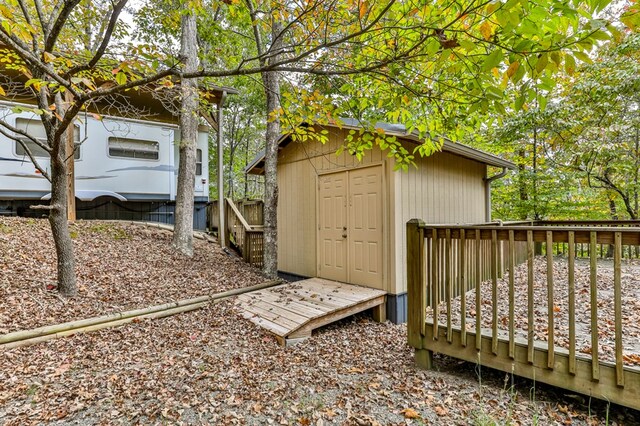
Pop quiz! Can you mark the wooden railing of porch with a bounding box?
[225,198,264,268]
[207,199,263,231]
[406,219,640,411]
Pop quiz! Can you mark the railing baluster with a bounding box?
[527,230,535,364]
[509,230,515,359]
[491,229,498,355]
[405,221,637,410]
[546,231,555,369]
[446,229,453,343]
[475,230,482,351]
[614,232,624,387]
[568,231,576,375]
[590,231,600,381]
[432,229,439,340]
[425,237,431,308]
[460,229,467,347]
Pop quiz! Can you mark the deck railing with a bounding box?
[207,199,263,231]
[407,219,640,411]
[225,198,264,268]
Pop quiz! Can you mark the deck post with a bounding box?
[372,297,387,323]
[223,199,231,249]
[407,219,431,369]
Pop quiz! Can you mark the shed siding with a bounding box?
[276,126,488,297]
[276,126,391,281]
[391,151,487,295]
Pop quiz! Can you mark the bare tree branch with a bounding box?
[32,0,48,38]
[45,0,84,52]
[63,0,129,78]
[0,126,52,182]
[0,117,52,152]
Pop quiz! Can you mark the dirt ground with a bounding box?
[1,218,639,425]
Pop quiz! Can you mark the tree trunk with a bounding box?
[49,141,77,296]
[606,194,618,258]
[261,22,283,279]
[517,148,528,220]
[172,10,199,256]
[634,126,639,214]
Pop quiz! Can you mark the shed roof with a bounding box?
[246,119,515,174]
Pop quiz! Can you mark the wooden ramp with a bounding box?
[236,278,387,345]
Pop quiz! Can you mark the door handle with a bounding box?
[342,227,347,238]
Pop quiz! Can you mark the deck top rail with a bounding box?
[407,219,640,411]
[207,199,263,231]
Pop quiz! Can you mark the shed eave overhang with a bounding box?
[245,121,515,175]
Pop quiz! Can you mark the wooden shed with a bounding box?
[246,119,514,323]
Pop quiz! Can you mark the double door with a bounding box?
[318,166,383,289]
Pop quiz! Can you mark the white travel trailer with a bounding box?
[0,100,218,229]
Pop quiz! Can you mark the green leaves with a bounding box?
[565,54,576,75]
[621,2,640,30]
[483,49,504,72]
[115,71,128,86]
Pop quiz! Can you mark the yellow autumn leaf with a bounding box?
[359,1,367,19]
[0,4,13,19]
[479,21,493,41]
[43,51,55,63]
[0,85,5,96]
[506,61,520,78]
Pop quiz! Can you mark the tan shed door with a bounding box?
[348,166,383,289]
[318,172,349,282]
[318,166,383,289]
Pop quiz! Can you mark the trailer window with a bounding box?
[108,137,159,160]
[15,118,80,159]
[196,149,203,176]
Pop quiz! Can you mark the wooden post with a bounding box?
[65,92,76,221]
[223,198,231,249]
[407,219,431,369]
[546,230,555,369]
[614,232,624,386]
[589,231,600,381]
[568,231,576,374]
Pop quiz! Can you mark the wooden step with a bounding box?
[236,278,386,345]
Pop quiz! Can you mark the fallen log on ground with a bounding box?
[0,280,281,350]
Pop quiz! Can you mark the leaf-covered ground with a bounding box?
[0,217,264,333]
[1,218,638,424]
[437,257,640,366]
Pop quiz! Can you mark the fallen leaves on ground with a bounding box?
[0,217,264,332]
[0,218,637,424]
[437,257,640,366]
[400,408,420,419]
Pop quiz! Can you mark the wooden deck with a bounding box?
[406,220,640,410]
[236,278,387,345]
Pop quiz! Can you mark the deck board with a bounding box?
[251,292,330,316]
[236,278,386,344]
